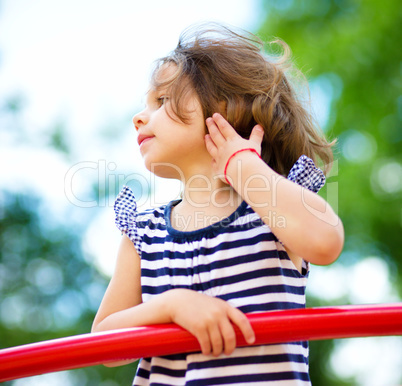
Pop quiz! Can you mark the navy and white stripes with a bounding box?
[115,199,310,385]
[113,155,323,385]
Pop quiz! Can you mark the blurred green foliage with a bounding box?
[258,0,401,384]
[0,192,137,385]
[259,0,401,268]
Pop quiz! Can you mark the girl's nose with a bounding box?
[132,110,148,131]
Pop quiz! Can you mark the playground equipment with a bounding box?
[0,303,401,382]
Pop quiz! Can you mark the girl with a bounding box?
[92,23,344,385]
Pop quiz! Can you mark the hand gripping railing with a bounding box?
[1,303,401,382]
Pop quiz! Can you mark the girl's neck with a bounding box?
[180,170,242,209]
[180,186,242,210]
[169,173,243,233]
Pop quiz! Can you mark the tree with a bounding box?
[0,92,138,384]
[0,191,138,385]
[258,0,401,384]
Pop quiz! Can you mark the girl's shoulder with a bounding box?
[114,185,168,226]
[114,186,169,253]
[287,155,326,193]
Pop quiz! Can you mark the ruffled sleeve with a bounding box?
[114,186,142,254]
[287,155,325,193]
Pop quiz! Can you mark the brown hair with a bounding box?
[151,23,335,176]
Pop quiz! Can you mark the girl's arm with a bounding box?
[205,113,344,266]
[92,235,255,365]
[91,234,143,366]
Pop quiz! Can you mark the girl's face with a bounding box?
[133,65,208,179]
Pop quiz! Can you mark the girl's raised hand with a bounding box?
[162,289,255,357]
[205,113,264,183]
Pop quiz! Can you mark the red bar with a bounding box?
[0,303,401,382]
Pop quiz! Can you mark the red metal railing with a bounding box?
[1,303,401,382]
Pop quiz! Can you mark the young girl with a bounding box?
[92,23,344,385]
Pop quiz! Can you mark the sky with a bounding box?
[0,0,262,275]
[0,0,261,133]
[1,1,401,385]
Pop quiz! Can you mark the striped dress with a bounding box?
[114,155,325,386]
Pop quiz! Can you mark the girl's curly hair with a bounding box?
[151,23,335,176]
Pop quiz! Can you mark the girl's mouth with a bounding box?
[137,134,155,147]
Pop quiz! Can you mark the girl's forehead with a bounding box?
[146,62,194,101]
[151,63,181,89]
[145,84,168,100]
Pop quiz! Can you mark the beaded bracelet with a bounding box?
[224,148,262,185]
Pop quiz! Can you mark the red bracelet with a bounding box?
[224,148,262,185]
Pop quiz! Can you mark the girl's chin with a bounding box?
[143,159,184,180]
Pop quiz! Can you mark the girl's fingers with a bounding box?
[204,134,218,158]
[196,329,212,356]
[208,324,224,357]
[249,124,265,146]
[219,318,237,355]
[211,113,237,139]
[227,307,255,345]
[206,117,226,146]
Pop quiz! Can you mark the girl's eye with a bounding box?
[157,96,169,106]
